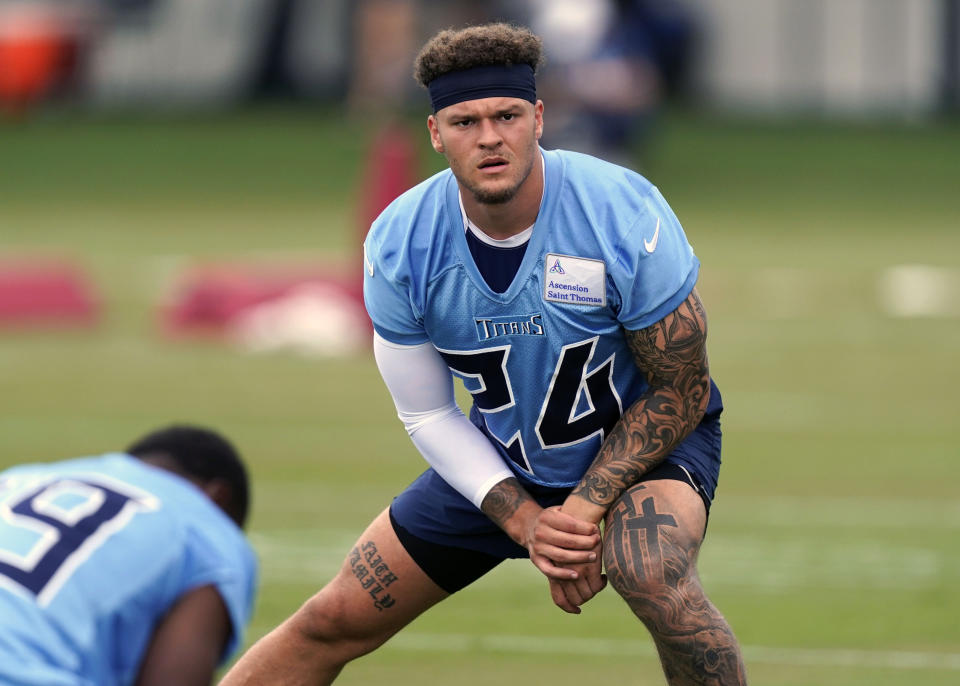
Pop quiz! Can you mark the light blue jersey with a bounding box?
[0,454,257,686]
[364,149,703,489]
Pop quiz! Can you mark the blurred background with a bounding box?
[1,1,958,685]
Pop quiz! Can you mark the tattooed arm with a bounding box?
[563,288,712,526]
[540,289,710,612]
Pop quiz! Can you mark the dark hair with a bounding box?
[413,23,544,88]
[126,425,250,528]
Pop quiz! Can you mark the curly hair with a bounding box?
[413,23,544,88]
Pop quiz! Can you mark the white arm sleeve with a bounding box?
[373,332,514,508]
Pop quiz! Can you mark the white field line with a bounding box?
[250,492,960,591]
[385,632,960,672]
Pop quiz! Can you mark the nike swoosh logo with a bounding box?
[363,244,374,277]
[644,217,661,253]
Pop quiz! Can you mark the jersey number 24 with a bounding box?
[439,336,622,475]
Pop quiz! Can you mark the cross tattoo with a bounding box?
[611,496,677,585]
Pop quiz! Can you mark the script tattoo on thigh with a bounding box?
[349,540,399,611]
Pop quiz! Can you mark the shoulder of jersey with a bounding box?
[552,151,657,246]
[555,150,655,202]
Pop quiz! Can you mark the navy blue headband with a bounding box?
[428,63,536,112]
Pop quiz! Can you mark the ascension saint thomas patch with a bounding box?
[543,254,606,306]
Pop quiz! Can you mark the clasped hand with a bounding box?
[525,506,607,614]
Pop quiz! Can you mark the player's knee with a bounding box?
[603,501,701,623]
[291,584,385,660]
[603,534,686,601]
[294,588,343,640]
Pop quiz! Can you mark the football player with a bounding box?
[221,22,745,686]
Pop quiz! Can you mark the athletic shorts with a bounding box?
[389,414,722,593]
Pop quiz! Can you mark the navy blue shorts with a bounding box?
[389,414,722,593]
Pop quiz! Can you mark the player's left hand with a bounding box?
[548,539,606,614]
[523,506,601,582]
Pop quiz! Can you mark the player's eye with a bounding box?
[501,113,515,121]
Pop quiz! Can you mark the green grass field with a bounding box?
[2,106,959,685]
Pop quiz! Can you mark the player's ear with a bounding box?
[201,478,241,527]
[534,100,544,141]
[427,115,444,154]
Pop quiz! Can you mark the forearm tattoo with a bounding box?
[572,290,711,509]
[480,477,533,530]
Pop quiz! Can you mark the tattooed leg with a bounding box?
[220,508,449,686]
[604,481,747,686]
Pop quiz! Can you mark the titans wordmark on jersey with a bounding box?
[364,149,699,489]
